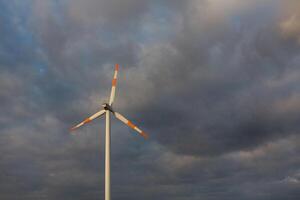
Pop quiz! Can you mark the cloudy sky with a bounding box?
[1,0,300,199]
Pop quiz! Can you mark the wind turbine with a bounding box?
[70,64,148,200]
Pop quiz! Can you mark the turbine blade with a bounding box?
[113,112,148,139]
[70,109,106,131]
[109,64,119,106]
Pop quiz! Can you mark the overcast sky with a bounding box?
[0,0,300,199]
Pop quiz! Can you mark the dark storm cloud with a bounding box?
[0,0,299,200]
[123,1,300,156]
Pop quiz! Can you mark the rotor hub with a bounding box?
[102,103,114,112]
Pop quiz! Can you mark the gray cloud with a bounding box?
[279,0,300,43]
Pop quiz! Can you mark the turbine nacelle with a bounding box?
[102,103,114,112]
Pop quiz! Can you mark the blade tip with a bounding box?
[69,127,76,132]
[115,64,119,71]
[141,132,149,139]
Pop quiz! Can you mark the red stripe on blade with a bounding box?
[112,78,117,86]
[127,121,136,129]
[83,118,92,124]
